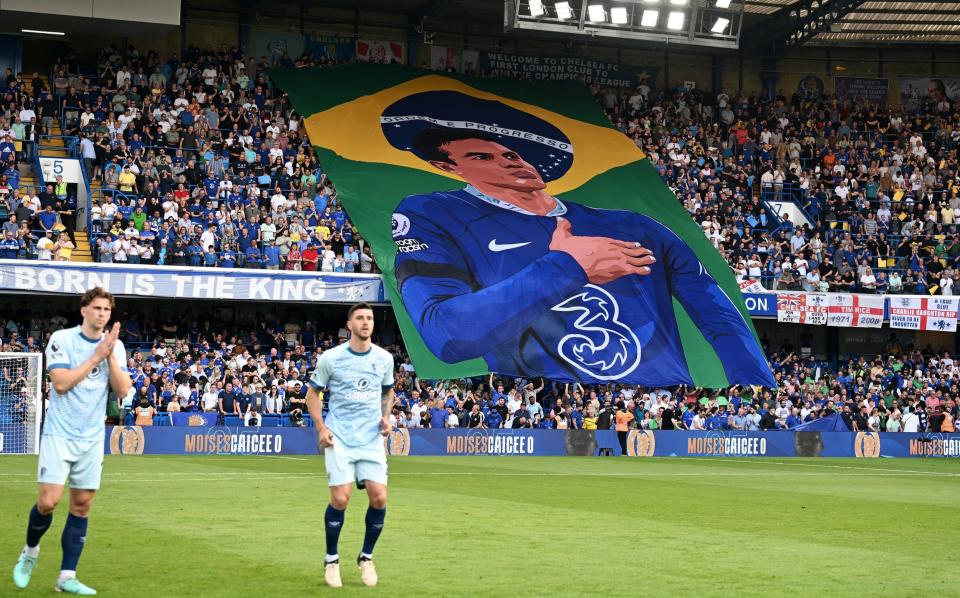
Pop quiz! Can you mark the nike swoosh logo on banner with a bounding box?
[488,240,531,252]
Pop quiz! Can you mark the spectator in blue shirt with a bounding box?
[485,408,503,429]
[785,408,803,429]
[203,247,218,267]
[37,205,58,232]
[245,244,262,269]
[187,240,203,266]
[682,406,697,429]
[203,173,219,198]
[263,242,281,269]
[331,205,346,229]
[221,246,236,268]
[706,408,724,430]
[429,401,447,429]
[0,230,18,258]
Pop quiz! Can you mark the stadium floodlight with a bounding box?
[529,0,545,16]
[716,0,732,7]
[666,11,684,29]
[711,17,730,33]
[508,0,742,49]
[21,29,65,35]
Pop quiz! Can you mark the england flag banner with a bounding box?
[827,294,885,328]
[777,293,828,325]
[888,296,960,332]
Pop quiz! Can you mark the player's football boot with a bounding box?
[12,551,37,588]
[324,560,342,588]
[358,554,378,587]
[55,577,97,595]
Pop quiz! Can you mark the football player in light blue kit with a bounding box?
[12,288,131,595]
[306,302,395,589]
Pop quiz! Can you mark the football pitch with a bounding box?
[1,455,956,597]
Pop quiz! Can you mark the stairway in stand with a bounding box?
[71,231,93,262]
[25,74,94,262]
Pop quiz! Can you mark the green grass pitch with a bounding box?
[1,455,956,597]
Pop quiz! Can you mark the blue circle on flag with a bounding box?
[380,90,574,182]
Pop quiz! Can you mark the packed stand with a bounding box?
[0,68,82,261]
[10,45,960,295]
[589,80,960,295]
[43,45,372,273]
[0,308,955,435]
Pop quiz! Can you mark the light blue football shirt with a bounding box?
[44,326,127,442]
[309,342,394,447]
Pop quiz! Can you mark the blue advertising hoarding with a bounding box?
[742,293,776,318]
[105,426,960,459]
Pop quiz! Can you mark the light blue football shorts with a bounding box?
[37,435,104,490]
[324,435,388,487]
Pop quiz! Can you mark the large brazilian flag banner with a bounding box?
[271,65,774,388]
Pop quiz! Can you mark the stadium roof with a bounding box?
[180,0,960,49]
[739,0,960,45]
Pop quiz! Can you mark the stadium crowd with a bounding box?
[1,44,959,294]
[594,79,960,295]
[0,308,955,434]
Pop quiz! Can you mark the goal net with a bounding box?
[0,353,42,455]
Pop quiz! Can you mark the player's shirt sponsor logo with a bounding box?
[487,239,531,252]
[551,285,644,380]
[344,374,381,401]
[395,238,429,253]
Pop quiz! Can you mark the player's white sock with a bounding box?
[22,544,39,559]
[325,554,339,564]
[58,570,76,582]
[360,552,373,560]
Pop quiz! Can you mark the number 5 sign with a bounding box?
[39,157,82,184]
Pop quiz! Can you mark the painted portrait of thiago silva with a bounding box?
[382,91,773,386]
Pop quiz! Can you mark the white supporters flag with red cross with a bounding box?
[888,296,960,332]
[827,293,885,328]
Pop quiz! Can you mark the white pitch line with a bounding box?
[1,471,958,484]
[685,457,960,477]
[238,455,308,461]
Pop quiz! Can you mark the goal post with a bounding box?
[0,353,43,455]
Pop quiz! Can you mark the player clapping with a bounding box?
[12,288,131,595]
